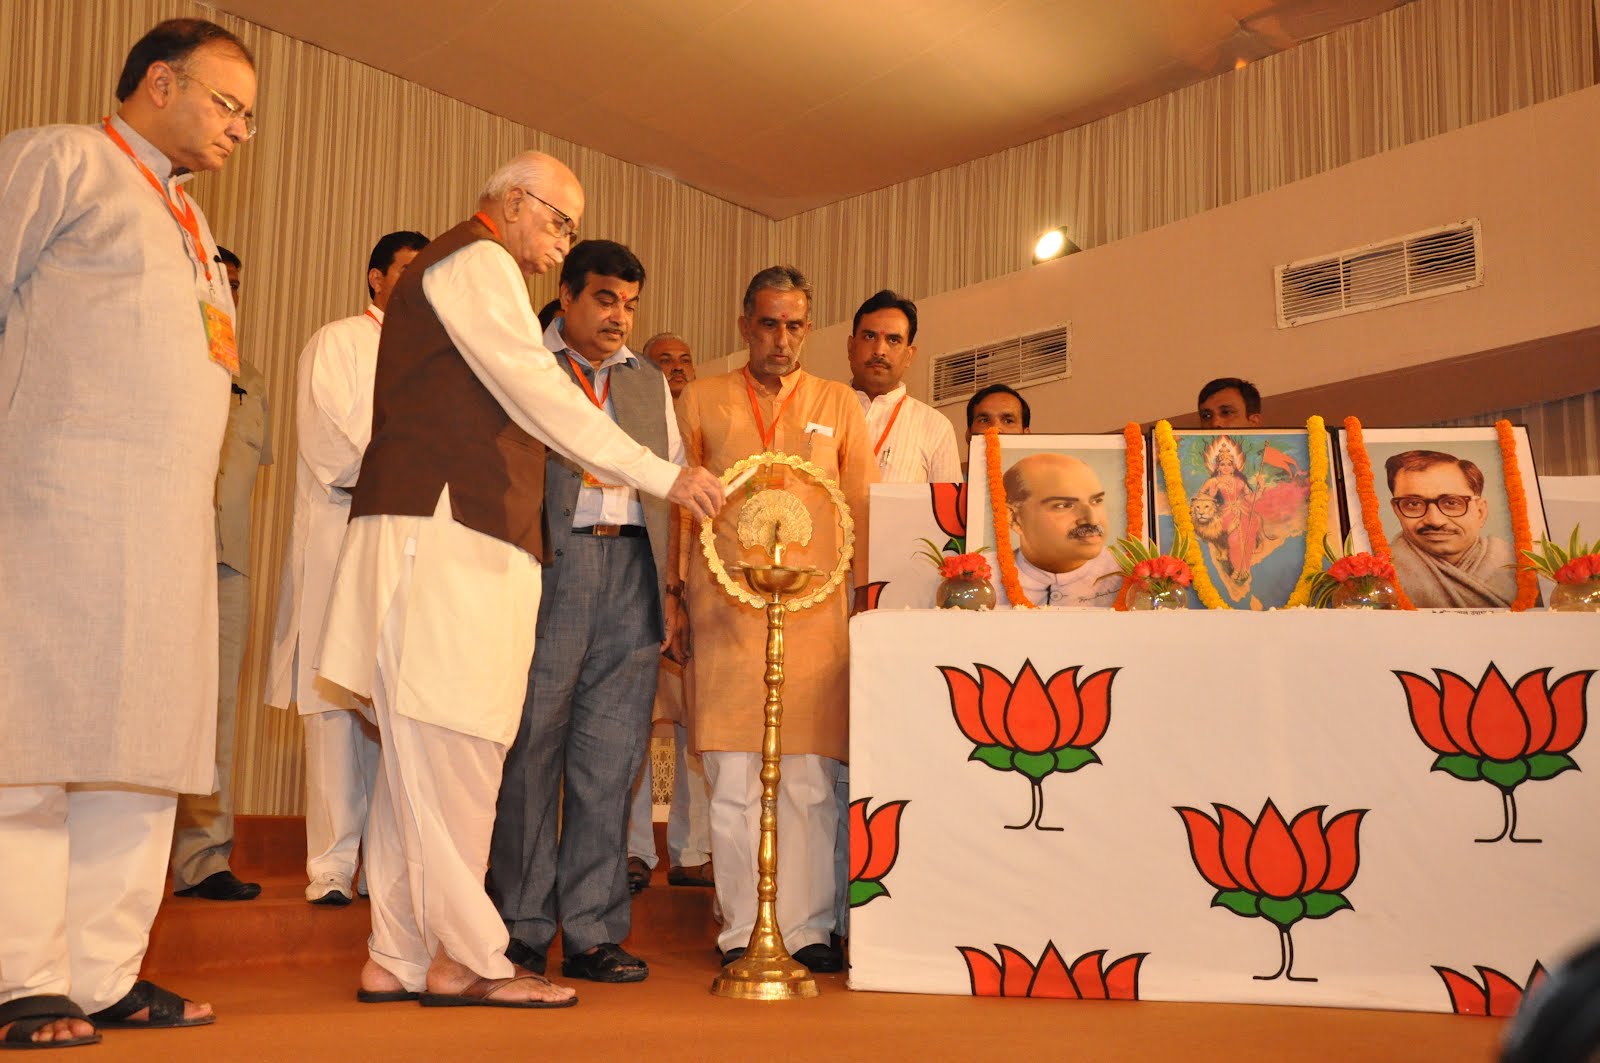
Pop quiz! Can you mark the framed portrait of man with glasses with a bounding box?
[1335,426,1548,609]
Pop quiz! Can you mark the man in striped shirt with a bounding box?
[847,290,962,484]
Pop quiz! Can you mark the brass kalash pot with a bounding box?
[699,452,854,1001]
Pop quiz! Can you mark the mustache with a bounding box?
[866,357,892,369]
[1068,524,1106,540]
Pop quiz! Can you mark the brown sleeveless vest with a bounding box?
[350,217,548,559]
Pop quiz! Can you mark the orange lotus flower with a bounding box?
[1395,664,1591,843]
[958,942,1145,1000]
[858,581,887,611]
[939,659,1119,830]
[1176,799,1366,982]
[848,797,907,908]
[930,481,968,549]
[1435,962,1547,1017]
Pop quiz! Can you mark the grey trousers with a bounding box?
[170,564,246,888]
[488,534,661,955]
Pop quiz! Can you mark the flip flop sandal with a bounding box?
[419,973,577,1009]
[0,995,101,1050]
[88,980,214,1029]
[355,989,420,1004]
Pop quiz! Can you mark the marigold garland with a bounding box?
[1285,415,1330,608]
[984,429,1036,609]
[1154,421,1226,609]
[1113,423,1146,611]
[1496,419,1539,612]
[1342,416,1417,610]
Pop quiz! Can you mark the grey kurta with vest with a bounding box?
[0,118,232,792]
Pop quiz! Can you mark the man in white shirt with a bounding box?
[848,290,962,483]
[317,152,723,1009]
[264,230,429,907]
[1002,453,1120,607]
[1,17,255,1043]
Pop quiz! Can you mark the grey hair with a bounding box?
[641,331,688,356]
[481,151,558,204]
[742,266,812,318]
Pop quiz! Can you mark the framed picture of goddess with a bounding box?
[1152,428,1345,610]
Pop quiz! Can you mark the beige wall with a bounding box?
[790,85,1600,457]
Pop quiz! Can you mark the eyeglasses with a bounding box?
[1391,494,1476,518]
[516,187,578,241]
[183,73,256,139]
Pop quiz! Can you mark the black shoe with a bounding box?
[720,947,746,966]
[793,943,843,973]
[561,942,648,983]
[174,870,261,901]
[505,937,548,975]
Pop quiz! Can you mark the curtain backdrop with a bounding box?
[1,0,1592,813]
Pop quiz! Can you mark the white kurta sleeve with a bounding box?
[422,243,680,500]
[297,322,369,489]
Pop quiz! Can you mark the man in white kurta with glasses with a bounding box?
[317,151,725,1010]
[0,17,256,1047]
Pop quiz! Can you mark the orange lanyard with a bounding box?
[101,118,210,282]
[363,309,381,328]
[473,211,501,238]
[744,369,802,450]
[872,395,909,457]
[567,354,610,408]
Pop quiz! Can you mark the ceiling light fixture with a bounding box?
[1032,227,1079,263]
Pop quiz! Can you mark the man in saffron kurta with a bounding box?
[674,266,876,972]
[0,18,256,1044]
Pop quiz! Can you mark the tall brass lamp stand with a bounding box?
[699,452,854,1001]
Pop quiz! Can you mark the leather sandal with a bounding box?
[419,971,577,1009]
[0,994,101,1050]
[88,980,213,1029]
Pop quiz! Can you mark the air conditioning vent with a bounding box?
[1276,219,1482,328]
[930,324,1070,407]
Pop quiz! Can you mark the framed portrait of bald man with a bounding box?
[1336,426,1547,610]
[966,434,1150,609]
[1153,429,1345,610]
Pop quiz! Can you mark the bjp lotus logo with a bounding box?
[1395,665,1591,843]
[939,660,1118,831]
[1176,800,1366,982]
[848,797,907,908]
[930,482,968,554]
[958,942,1145,1000]
[1435,962,1547,1016]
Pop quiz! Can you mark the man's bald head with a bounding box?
[1004,452,1110,574]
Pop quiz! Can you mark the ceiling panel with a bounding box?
[213,0,1412,218]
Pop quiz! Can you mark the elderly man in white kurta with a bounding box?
[265,230,429,907]
[316,151,724,1008]
[0,18,256,1047]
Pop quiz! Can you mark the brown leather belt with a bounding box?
[572,523,646,538]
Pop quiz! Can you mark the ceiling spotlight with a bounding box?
[1032,227,1078,263]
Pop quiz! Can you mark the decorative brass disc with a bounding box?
[700,451,854,612]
